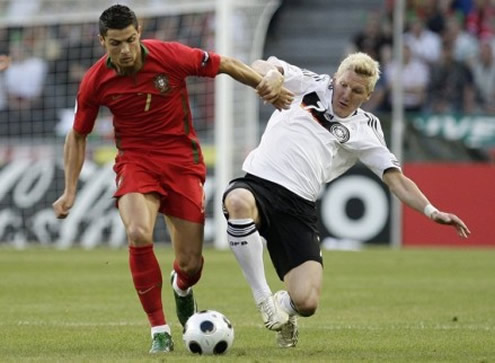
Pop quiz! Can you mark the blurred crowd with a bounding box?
[349,0,495,115]
[1,0,494,140]
[0,11,215,138]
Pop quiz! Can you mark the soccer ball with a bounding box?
[182,310,234,355]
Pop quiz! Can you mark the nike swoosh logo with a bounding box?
[137,285,158,295]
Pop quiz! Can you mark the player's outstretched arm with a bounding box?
[383,168,471,239]
[218,55,293,110]
[52,129,88,219]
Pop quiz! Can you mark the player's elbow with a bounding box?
[69,128,87,141]
[382,168,403,190]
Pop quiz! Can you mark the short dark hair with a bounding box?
[99,4,138,36]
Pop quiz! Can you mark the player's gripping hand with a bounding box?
[431,211,471,239]
[271,87,294,111]
[53,193,76,219]
[256,69,294,110]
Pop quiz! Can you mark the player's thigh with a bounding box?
[266,209,322,281]
[160,167,206,224]
[165,215,204,269]
[118,192,160,245]
[284,260,323,307]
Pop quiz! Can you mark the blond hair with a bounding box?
[335,52,381,93]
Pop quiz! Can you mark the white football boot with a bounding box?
[274,290,299,347]
[257,294,289,331]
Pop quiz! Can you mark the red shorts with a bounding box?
[113,150,206,223]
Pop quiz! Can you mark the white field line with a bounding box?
[3,321,493,331]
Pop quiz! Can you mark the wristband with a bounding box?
[424,204,439,219]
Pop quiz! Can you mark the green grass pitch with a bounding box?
[0,246,494,362]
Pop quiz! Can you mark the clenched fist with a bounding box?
[52,193,76,219]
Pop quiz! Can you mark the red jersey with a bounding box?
[73,39,221,160]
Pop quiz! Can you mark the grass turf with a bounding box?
[0,246,494,362]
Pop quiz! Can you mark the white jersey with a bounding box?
[243,57,401,201]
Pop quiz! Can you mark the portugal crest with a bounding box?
[154,74,169,93]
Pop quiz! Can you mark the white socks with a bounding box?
[172,272,191,297]
[277,290,298,316]
[227,218,272,305]
[151,324,171,337]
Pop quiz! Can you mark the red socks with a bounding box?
[173,257,204,290]
[129,244,165,327]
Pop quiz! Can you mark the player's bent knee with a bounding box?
[175,254,203,276]
[292,293,319,317]
[176,263,199,277]
[126,224,153,246]
[294,300,318,317]
[224,189,256,217]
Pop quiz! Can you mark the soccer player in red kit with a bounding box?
[52,4,293,354]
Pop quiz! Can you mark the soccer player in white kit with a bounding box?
[222,52,470,348]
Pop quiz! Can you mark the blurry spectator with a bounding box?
[465,0,494,40]
[451,0,474,18]
[24,25,61,61]
[0,28,9,111]
[47,22,103,136]
[176,13,209,47]
[422,0,454,34]
[351,12,392,62]
[0,54,9,111]
[361,73,388,113]
[154,16,180,41]
[443,14,479,66]
[0,28,8,54]
[0,54,9,71]
[4,41,47,110]
[471,39,495,113]
[404,14,442,64]
[387,0,454,33]
[428,41,476,113]
[384,42,430,113]
[49,23,102,109]
[361,45,393,112]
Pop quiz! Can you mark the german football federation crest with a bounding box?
[154,74,169,93]
[329,123,350,143]
[302,91,350,143]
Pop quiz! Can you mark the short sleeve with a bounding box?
[357,114,401,178]
[165,42,221,78]
[358,145,401,179]
[73,72,99,135]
